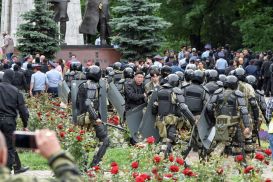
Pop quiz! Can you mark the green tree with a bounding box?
[234,0,273,51]
[16,0,60,59]
[110,0,171,60]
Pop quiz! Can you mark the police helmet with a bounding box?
[175,71,184,81]
[191,70,205,84]
[113,62,122,70]
[106,67,114,75]
[219,74,227,83]
[86,65,101,82]
[234,68,246,81]
[246,75,257,89]
[161,65,172,78]
[184,69,194,82]
[123,67,134,79]
[70,62,82,71]
[150,65,160,73]
[128,63,136,71]
[166,74,179,87]
[229,70,235,75]
[225,75,238,90]
[207,70,218,82]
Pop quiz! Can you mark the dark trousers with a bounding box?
[263,77,271,96]
[32,90,43,96]
[47,87,58,98]
[0,117,16,170]
[90,124,110,167]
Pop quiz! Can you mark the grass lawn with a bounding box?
[19,152,49,170]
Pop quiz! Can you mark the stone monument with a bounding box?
[0,0,84,45]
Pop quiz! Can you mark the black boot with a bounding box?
[13,151,29,174]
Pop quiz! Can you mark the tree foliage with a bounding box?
[110,0,171,59]
[16,0,60,59]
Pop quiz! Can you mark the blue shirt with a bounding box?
[31,71,48,91]
[215,58,228,70]
[46,69,62,88]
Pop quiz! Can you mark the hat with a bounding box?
[135,70,145,76]
[192,48,197,52]
[153,55,163,61]
[49,61,57,68]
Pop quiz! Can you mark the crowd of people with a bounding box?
[0,39,272,180]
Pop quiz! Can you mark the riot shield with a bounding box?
[197,104,215,149]
[107,82,125,120]
[126,103,146,141]
[99,79,108,123]
[58,81,70,103]
[71,80,87,124]
[138,90,160,142]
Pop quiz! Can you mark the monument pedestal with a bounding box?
[56,45,122,68]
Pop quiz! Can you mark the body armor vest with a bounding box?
[205,81,219,95]
[184,84,205,114]
[85,81,99,111]
[216,90,237,116]
[157,88,176,116]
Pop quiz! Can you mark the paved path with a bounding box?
[18,170,53,179]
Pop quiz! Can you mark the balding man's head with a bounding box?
[0,131,7,166]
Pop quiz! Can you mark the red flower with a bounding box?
[216,167,224,175]
[59,131,66,138]
[164,173,173,178]
[131,161,139,169]
[111,161,118,167]
[132,172,139,178]
[169,165,179,173]
[76,135,83,142]
[255,152,265,161]
[93,165,100,171]
[243,166,254,174]
[264,149,272,156]
[135,176,145,182]
[139,173,150,180]
[57,124,63,130]
[146,136,155,144]
[265,179,272,182]
[151,167,158,174]
[112,116,119,125]
[235,155,244,162]
[110,166,119,174]
[37,112,42,116]
[176,157,184,165]
[79,130,85,135]
[169,155,174,162]
[182,168,197,177]
[153,155,161,163]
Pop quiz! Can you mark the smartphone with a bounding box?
[13,131,37,149]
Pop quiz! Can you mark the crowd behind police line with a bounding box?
[0,44,272,179]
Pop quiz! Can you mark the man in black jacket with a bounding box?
[261,56,272,96]
[124,71,146,111]
[12,65,27,92]
[0,70,29,171]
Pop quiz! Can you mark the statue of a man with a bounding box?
[48,0,70,41]
[79,0,111,45]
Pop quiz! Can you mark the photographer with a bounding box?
[0,129,82,181]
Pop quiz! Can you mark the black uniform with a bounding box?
[124,81,145,110]
[152,83,195,157]
[0,70,29,170]
[204,81,221,95]
[76,80,109,168]
[12,69,27,92]
[207,88,250,155]
[116,78,132,96]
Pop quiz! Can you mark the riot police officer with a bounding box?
[183,69,193,86]
[112,62,123,85]
[116,67,134,96]
[234,68,259,153]
[206,75,251,157]
[105,66,114,83]
[204,70,221,95]
[65,62,85,88]
[152,74,195,157]
[175,71,184,88]
[160,65,172,85]
[246,75,269,146]
[76,65,110,167]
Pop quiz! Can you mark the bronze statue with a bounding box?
[48,0,70,41]
[79,0,111,45]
